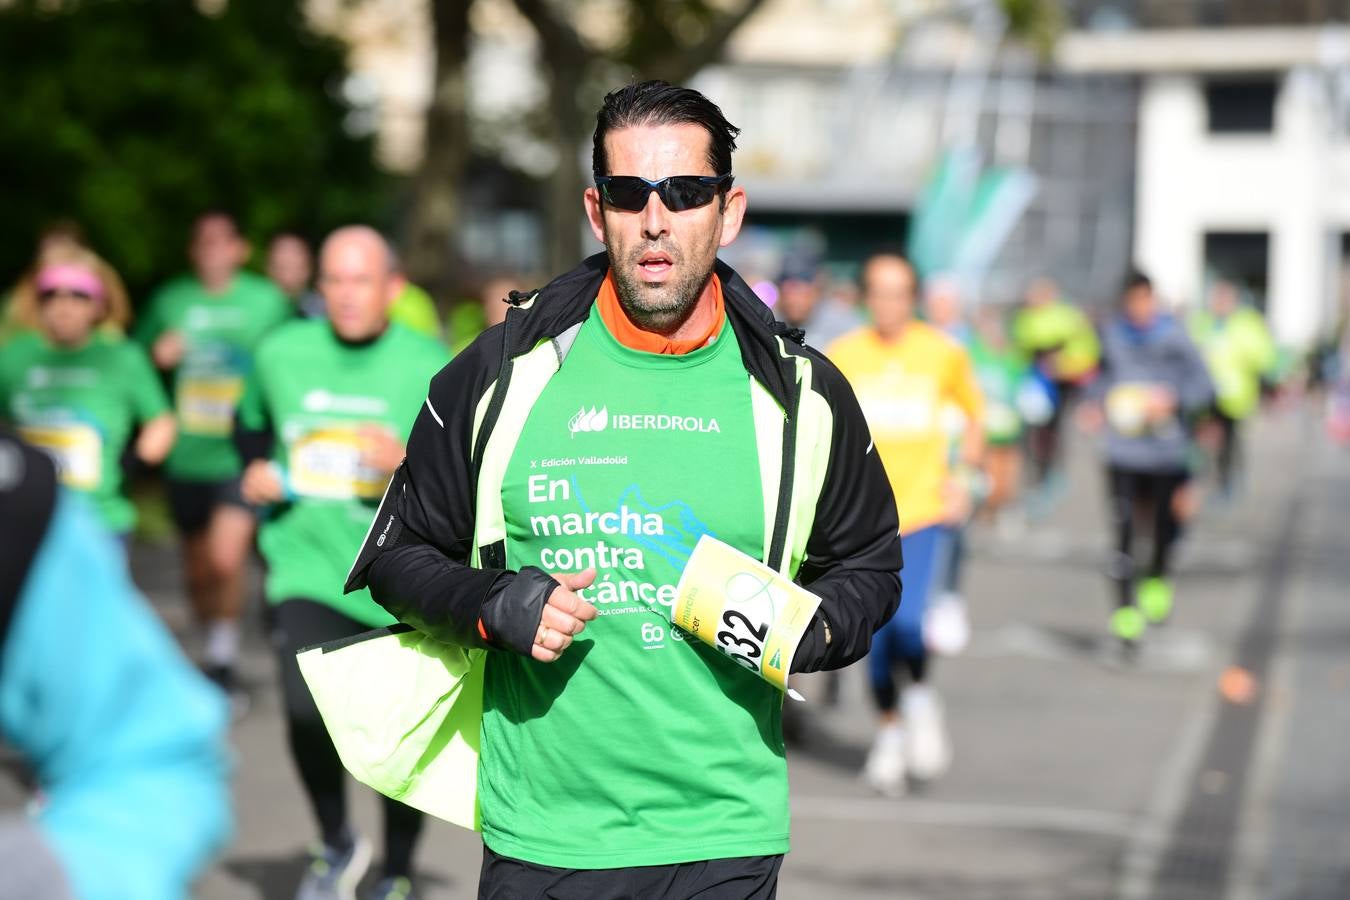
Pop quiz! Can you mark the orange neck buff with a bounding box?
[596,271,725,355]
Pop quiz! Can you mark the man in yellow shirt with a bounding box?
[828,251,984,796]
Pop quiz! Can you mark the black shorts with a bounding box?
[166,476,248,536]
[478,847,782,900]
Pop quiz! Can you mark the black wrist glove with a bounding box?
[479,566,559,657]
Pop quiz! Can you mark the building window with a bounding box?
[1204,231,1269,311]
[1205,78,1277,134]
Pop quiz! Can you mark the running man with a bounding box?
[136,211,290,693]
[828,252,984,796]
[1187,278,1276,499]
[345,81,902,897]
[1013,276,1100,511]
[236,227,444,900]
[0,243,175,546]
[1080,272,1213,650]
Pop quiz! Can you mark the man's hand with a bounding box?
[532,569,599,663]
[1144,386,1178,424]
[940,477,974,525]
[358,425,405,475]
[240,460,285,506]
[151,331,186,370]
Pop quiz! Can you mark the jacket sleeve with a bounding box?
[791,353,903,673]
[343,328,557,655]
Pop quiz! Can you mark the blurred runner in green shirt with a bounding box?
[135,211,290,696]
[0,243,175,542]
[236,226,445,900]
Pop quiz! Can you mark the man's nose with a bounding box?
[640,189,669,240]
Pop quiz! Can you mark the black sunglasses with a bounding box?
[595,174,733,212]
[37,288,96,303]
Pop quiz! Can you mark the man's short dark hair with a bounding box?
[1123,269,1153,294]
[592,80,740,180]
[194,209,240,236]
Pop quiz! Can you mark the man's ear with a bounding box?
[584,187,606,245]
[718,186,748,249]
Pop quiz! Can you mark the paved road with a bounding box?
[15,406,1348,899]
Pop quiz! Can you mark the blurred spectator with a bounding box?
[0,243,174,545]
[448,273,526,354]
[1079,271,1213,650]
[923,274,973,346]
[134,210,290,698]
[387,251,443,341]
[1188,278,1277,499]
[775,253,862,350]
[1012,276,1101,512]
[969,305,1038,529]
[0,430,231,900]
[265,232,324,319]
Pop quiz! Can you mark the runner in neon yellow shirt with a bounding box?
[1188,278,1276,498]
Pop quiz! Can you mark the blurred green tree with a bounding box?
[0,0,388,302]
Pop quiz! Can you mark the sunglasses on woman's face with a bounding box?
[37,287,97,303]
[595,174,733,212]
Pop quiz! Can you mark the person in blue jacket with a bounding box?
[0,428,232,900]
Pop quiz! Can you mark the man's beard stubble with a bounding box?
[608,241,713,335]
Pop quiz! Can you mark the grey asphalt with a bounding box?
[19,405,1350,899]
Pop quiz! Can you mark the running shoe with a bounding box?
[296,833,371,900]
[903,685,952,782]
[203,664,252,721]
[861,722,906,797]
[1137,577,1174,624]
[365,876,415,900]
[1110,605,1146,643]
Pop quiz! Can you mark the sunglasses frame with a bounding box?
[595,174,734,212]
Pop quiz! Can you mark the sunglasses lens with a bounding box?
[602,177,653,212]
[664,177,718,211]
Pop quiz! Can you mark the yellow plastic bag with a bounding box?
[296,625,484,831]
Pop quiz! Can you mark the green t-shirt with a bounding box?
[238,320,446,624]
[135,271,290,481]
[0,331,169,533]
[970,339,1032,445]
[484,312,787,868]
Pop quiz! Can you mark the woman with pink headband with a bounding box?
[0,244,176,544]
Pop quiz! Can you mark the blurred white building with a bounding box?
[1062,5,1350,346]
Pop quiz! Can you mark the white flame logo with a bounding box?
[568,405,609,436]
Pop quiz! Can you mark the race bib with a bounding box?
[857,378,939,438]
[177,375,244,437]
[671,535,821,697]
[289,427,387,500]
[1106,384,1153,437]
[20,423,102,490]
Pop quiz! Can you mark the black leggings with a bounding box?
[1105,467,1188,609]
[271,599,424,878]
[1213,408,1240,495]
[1028,382,1078,484]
